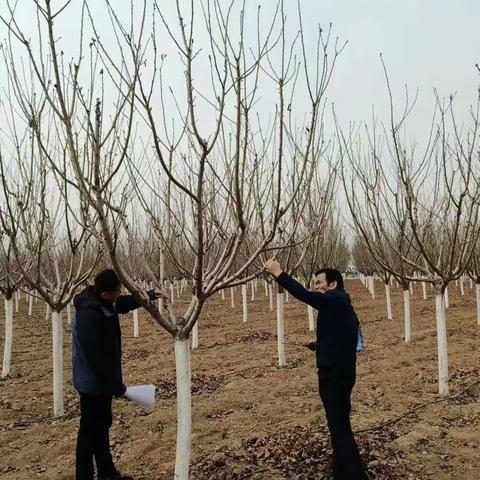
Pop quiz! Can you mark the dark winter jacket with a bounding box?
[276,272,359,370]
[72,285,142,396]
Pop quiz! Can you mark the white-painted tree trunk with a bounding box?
[176,281,180,298]
[171,283,175,305]
[28,294,33,317]
[460,276,465,296]
[67,302,71,325]
[2,298,14,378]
[242,284,248,323]
[269,284,273,311]
[251,281,255,302]
[221,289,225,300]
[191,322,199,350]
[409,281,413,296]
[264,280,268,297]
[444,286,449,309]
[385,283,393,320]
[435,294,449,395]
[14,291,19,313]
[45,303,50,321]
[403,290,411,343]
[285,290,289,303]
[276,292,286,367]
[230,287,235,308]
[307,305,315,331]
[133,309,139,338]
[469,277,473,290]
[52,310,64,417]
[174,339,192,480]
[369,276,375,299]
[476,283,480,326]
[422,282,427,300]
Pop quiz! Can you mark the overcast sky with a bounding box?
[1,0,479,148]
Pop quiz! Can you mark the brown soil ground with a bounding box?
[0,279,479,479]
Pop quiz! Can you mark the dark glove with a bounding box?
[304,341,317,352]
[113,383,127,397]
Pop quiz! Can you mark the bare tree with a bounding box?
[0,0,344,475]
[337,62,480,395]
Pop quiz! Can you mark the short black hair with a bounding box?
[94,269,121,295]
[315,268,344,290]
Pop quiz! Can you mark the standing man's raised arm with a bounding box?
[264,259,325,310]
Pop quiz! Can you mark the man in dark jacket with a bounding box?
[72,269,161,480]
[265,260,368,480]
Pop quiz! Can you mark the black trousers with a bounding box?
[318,367,369,480]
[76,393,117,480]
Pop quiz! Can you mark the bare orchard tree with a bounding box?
[0,138,101,416]
[0,0,344,476]
[337,66,480,395]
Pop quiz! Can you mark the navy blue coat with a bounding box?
[72,285,141,396]
[276,272,359,370]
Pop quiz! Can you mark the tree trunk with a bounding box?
[435,293,449,396]
[28,293,33,317]
[276,290,286,367]
[476,283,480,326]
[422,282,427,300]
[221,289,225,300]
[67,302,72,325]
[191,321,199,350]
[14,291,19,313]
[444,286,449,309]
[230,287,234,308]
[242,284,248,323]
[133,309,139,338]
[251,281,255,302]
[369,276,375,299]
[269,284,273,311]
[170,283,175,305]
[52,310,64,417]
[174,339,192,480]
[403,289,411,343]
[459,276,464,296]
[285,290,289,303]
[264,280,268,297]
[307,305,315,331]
[2,297,14,378]
[385,283,392,320]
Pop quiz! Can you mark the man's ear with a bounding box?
[330,280,338,289]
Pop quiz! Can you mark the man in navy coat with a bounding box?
[265,259,368,480]
[72,269,161,480]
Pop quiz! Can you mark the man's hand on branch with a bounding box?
[264,258,282,278]
[147,289,170,306]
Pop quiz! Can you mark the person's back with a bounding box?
[72,285,123,396]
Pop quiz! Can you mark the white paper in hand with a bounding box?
[124,384,155,408]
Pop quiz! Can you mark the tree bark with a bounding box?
[435,293,449,396]
[174,339,192,480]
[52,310,64,417]
[1,298,13,378]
